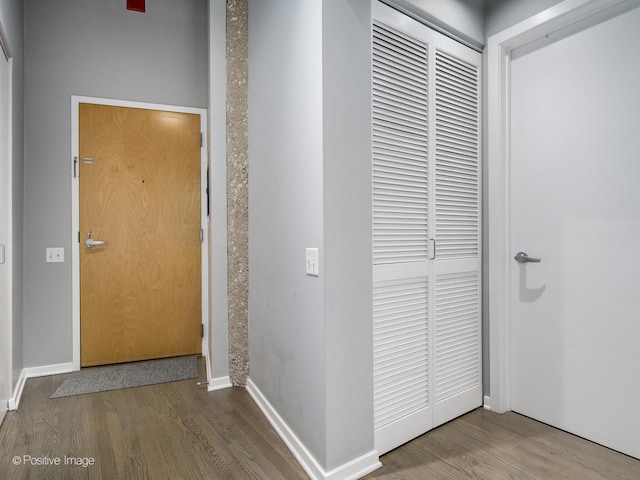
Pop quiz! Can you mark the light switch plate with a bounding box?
[306,248,319,277]
[46,247,64,263]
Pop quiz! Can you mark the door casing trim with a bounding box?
[486,0,640,413]
[70,96,209,370]
[0,27,12,421]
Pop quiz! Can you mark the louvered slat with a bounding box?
[434,273,480,402]
[435,50,480,259]
[374,278,429,429]
[373,22,429,265]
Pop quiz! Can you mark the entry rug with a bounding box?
[51,355,198,398]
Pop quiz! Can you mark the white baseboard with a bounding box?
[204,354,211,383]
[202,354,232,391]
[9,362,74,411]
[208,375,233,391]
[0,408,6,426]
[246,378,381,480]
[25,362,74,378]
[324,451,382,480]
[483,395,492,411]
[8,368,26,411]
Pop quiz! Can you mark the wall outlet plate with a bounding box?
[46,247,64,263]
[306,248,319,277]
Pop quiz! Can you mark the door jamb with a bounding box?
[486,0,640,413]
[0,26,12,422]
[70,96,210,370]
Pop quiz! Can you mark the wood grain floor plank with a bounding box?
[366,408,640,480]
[0,361,307,480]
[2,366,639,480]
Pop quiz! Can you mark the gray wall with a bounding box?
[322,0,374,470]
[23,0,208,367]
[0,0,24,392]
[248,0,374,471]
[248,0,328,464]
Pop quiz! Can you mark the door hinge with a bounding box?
[78,231,80,243]
[206,166,210,217]
[200,132,203,147]
[73,157,78,178]
[200,228,204,243]
[200,324,204,338]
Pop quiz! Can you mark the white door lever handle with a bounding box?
[85,238,106,248]
[85,231,106,248]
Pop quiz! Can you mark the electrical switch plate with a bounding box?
[306,248,319,277]
[46,247,64,263]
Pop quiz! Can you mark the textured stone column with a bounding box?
[226,0,249,386]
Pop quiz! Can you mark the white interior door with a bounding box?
[510,6,640,459]
[0,43,11,424]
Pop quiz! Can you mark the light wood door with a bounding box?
[509,7,640,460]
[80,103,202,367]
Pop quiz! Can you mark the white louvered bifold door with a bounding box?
[372,6,432,455]
[372,1,482,455]
[432,35,482,428]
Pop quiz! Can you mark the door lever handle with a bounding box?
[85,239,106,248]
[85,231,106,248]
[514,251,540,263]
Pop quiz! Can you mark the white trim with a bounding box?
[0,42,12,424]
[246,378,325,480]
[486,0,640,414]
[379,0,484,52]
[323,452,382,480]
[204,353,211,385]
[25,363,74,378]
[247,379,381,480]
[202,352,232,391]
[8,363,74,410]
[207,0,230,383]
[7,368,24,410]
[207,376,232,392]
[70,96,209,371]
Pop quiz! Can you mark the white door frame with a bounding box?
[70,96,209,371]
[486,0,640,413]
[0,25,12,423]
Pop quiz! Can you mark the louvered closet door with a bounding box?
[372,7,432,455]
[372,1,481,455]
[431,35,482,428]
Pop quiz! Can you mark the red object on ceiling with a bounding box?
[127,0,145,13]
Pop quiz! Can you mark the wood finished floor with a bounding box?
[0,360,307,480]
[0,363,638,479]
[365,409,640,480]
